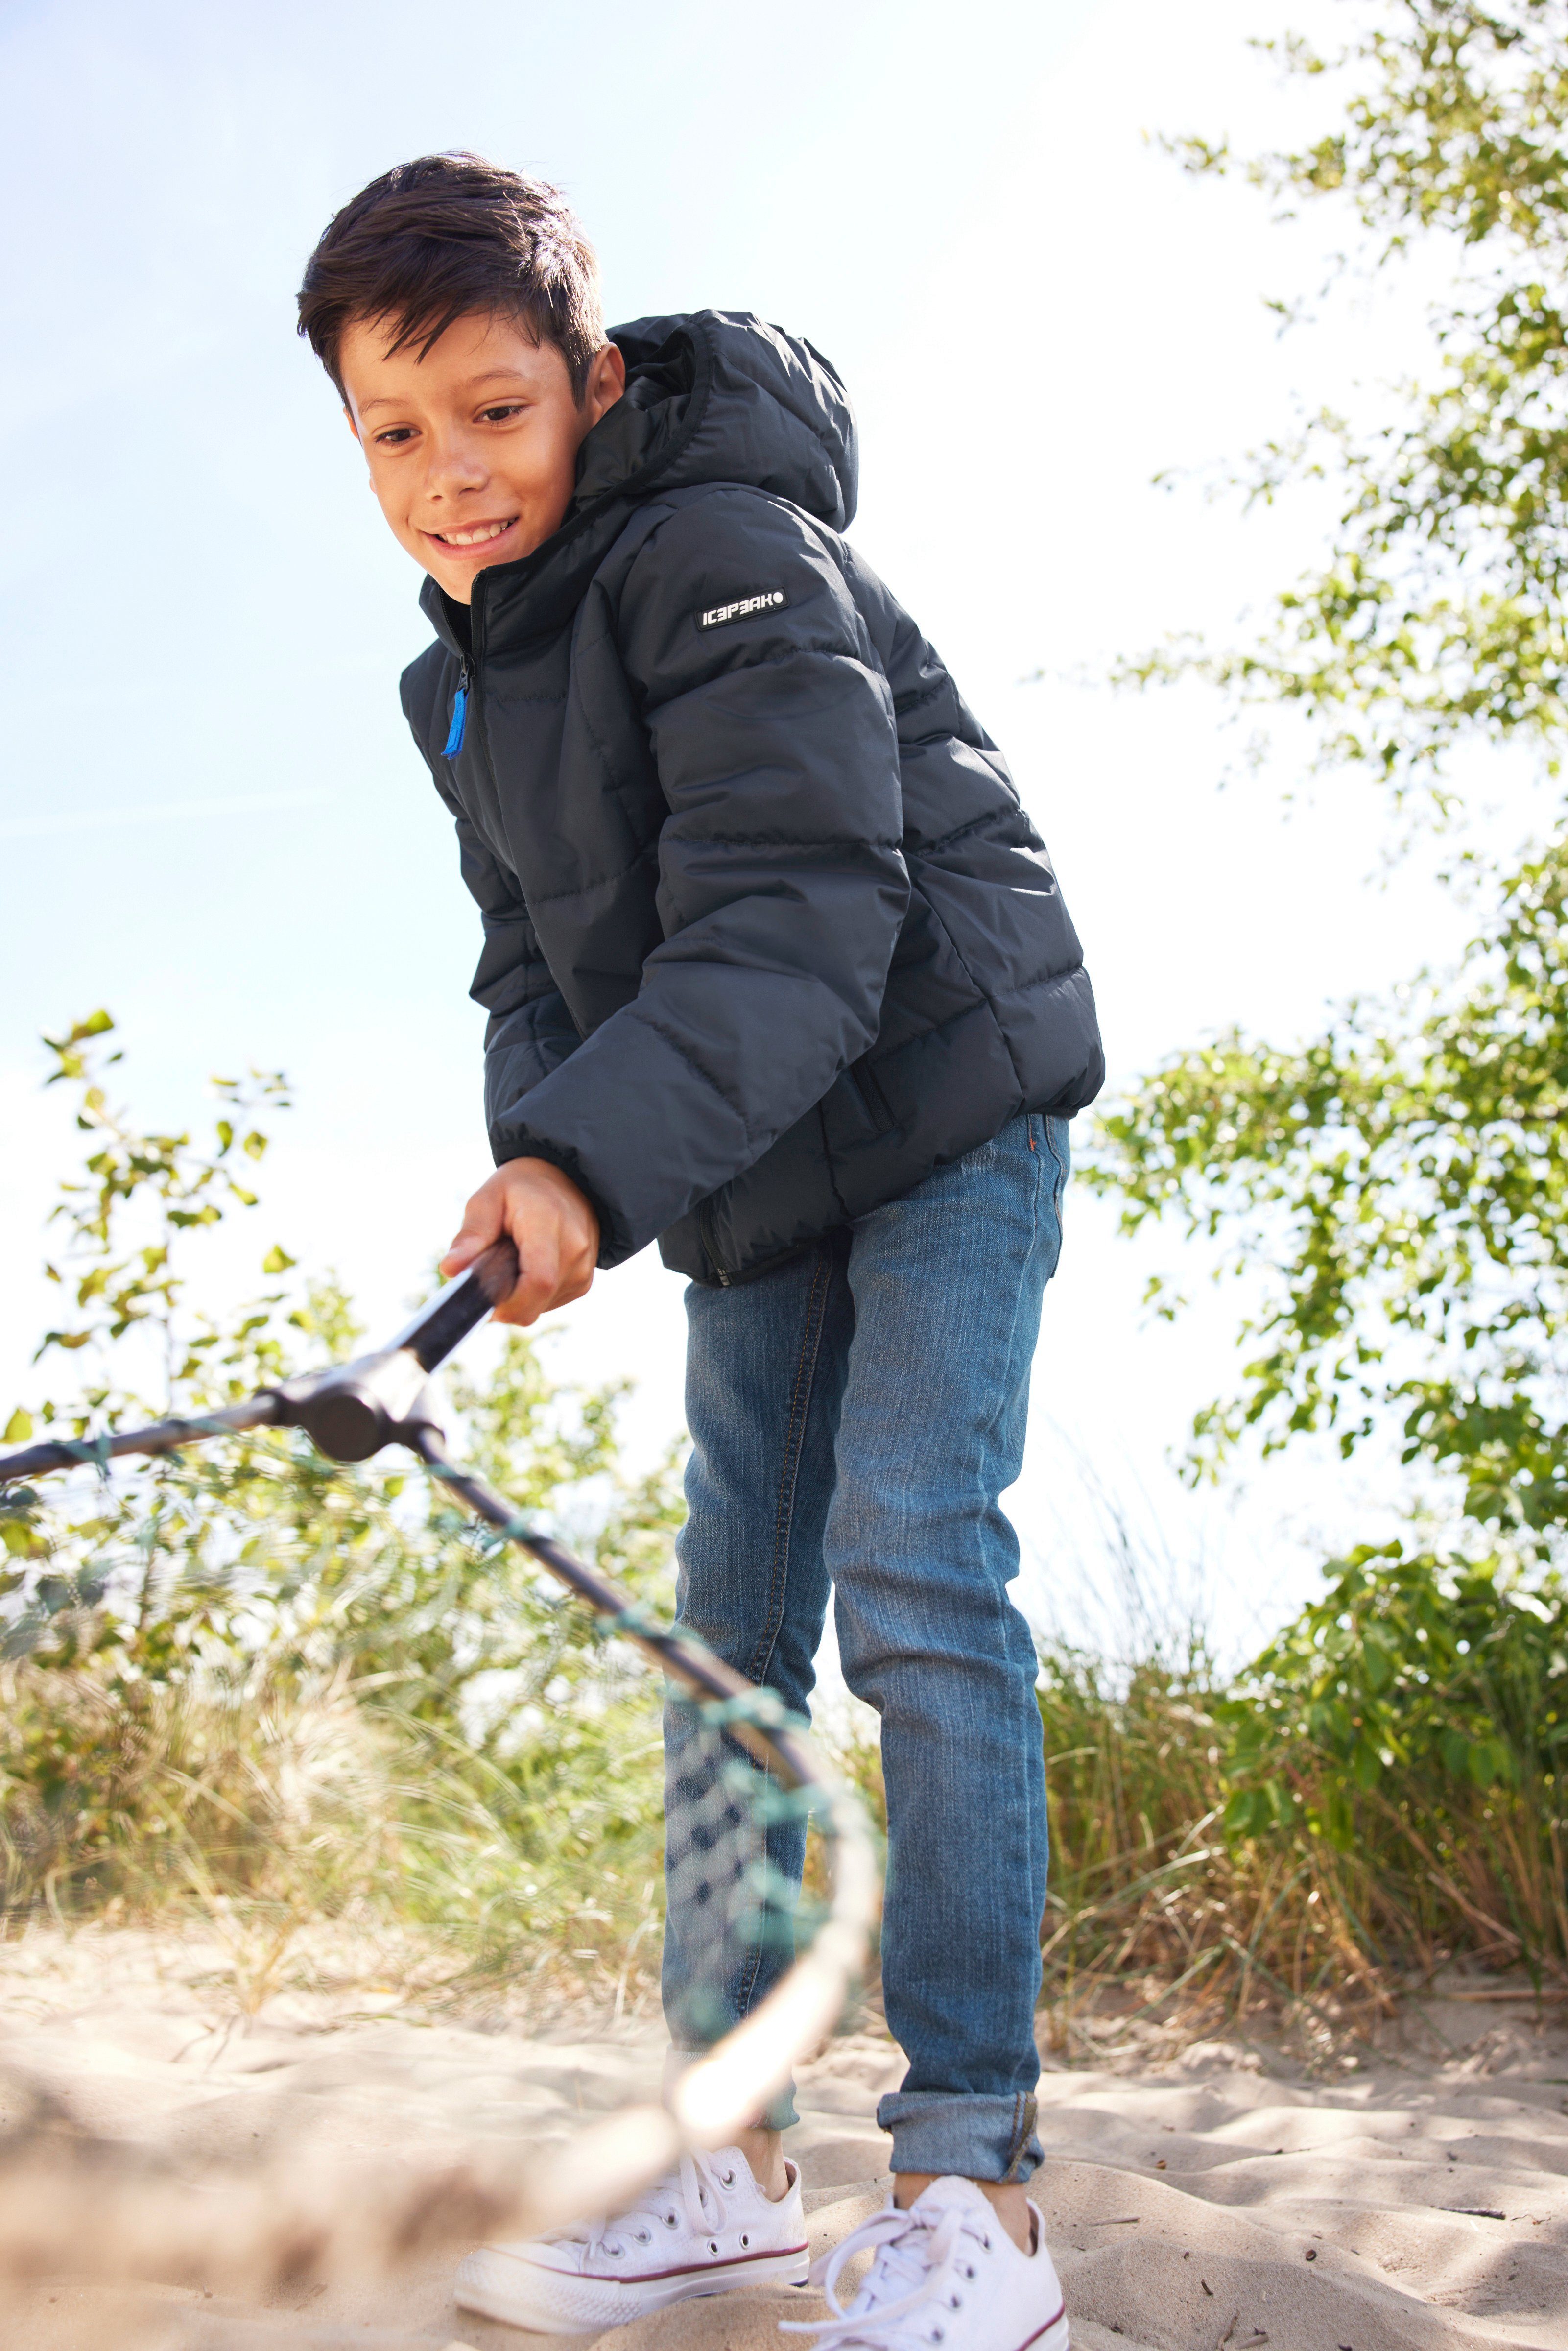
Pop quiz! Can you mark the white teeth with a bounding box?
[438,520,514,547]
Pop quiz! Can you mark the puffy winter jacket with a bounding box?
[401,311,1103,1285]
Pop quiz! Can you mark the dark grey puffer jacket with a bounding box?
[401,311,1103,1285]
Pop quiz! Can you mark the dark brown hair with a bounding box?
[297,152,604,400]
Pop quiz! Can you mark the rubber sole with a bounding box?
[454,2244,811,2334]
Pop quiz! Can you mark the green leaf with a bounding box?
[261,1244,296,1276]
[3,1408,32,1445]
[1223,1787,1267,1836]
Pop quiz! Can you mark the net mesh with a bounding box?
[0,1462,858,2327]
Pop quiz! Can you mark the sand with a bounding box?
[1,1927,1566,2349]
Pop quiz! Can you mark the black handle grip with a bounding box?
[394,1237,521,1374]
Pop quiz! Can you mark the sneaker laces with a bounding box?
[558,2148,739,2262]
[780,2198,989,2349]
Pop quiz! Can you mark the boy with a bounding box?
[298,153,1101,2348]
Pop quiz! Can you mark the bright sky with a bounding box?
[1,0,1540,1658]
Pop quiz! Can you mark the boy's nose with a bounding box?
[426,434,489,493]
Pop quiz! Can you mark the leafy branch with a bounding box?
[1121,1,1568,802]
[31,1010,292,1415]
[1087,831,1568,1535]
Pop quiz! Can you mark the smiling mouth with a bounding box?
[428,517,519,550]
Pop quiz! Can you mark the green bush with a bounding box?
[1222,1543,1568,1974]
[1034,1546,1568,2046]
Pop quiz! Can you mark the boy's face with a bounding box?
[339,310,625,604]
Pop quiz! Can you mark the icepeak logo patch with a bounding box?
[697,589,788,631]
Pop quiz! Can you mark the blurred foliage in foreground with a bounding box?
[0,1015,684,2015]
[3,1020,1565,2052]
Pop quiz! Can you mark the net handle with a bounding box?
[0,1240,521,1484]
[384,1236,520,1369]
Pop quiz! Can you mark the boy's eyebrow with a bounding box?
[357,370,537,417]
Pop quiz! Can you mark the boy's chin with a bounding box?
[425,562,475,605]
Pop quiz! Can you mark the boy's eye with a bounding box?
[374,426,416,446]
[478,402,527,424]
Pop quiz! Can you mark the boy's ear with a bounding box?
[584,341,626,425]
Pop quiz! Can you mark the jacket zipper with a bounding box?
[466,593,501,804]
[443,663,471,759]
[699,1202,733,1285]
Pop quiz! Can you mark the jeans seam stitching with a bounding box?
[1044,1114,1069,1214]
[735,1249,832,2021]
[974,1118,1043,1462]
[745,1247,831,1688]
[969,1122,1045,2061]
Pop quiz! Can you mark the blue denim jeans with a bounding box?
[662,1112,1069,2183]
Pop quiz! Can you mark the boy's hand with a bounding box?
[441,1159,600,1326]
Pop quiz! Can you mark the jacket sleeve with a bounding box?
[400,656,582,1119]
[486,487,910,1263]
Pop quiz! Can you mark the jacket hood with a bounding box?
[421,312,856,658]
[577,311,857,529]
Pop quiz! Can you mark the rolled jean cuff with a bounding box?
[877,2090,1043,2183]
[665,2045,798,2133]
[756,2081,798,2132]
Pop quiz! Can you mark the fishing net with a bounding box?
[0,1244,878,2335]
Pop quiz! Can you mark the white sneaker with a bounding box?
[781,2176,1069,2351]
[453,2145,808,2334]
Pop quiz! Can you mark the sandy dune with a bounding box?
[1,1928,1566,2348]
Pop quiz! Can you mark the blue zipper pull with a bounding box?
[443,670,469,759]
